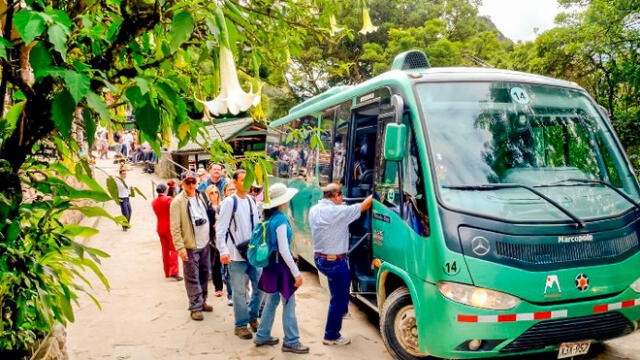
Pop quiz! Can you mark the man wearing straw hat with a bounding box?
[308,183,372,346]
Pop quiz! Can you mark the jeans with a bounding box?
[119,197,132,225]
[256,293,300,346]
[183,246,211,311]
[229,261,262,328]
[315,256,350,341]
[222,264,232,299]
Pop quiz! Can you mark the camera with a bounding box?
[194,218,207,226]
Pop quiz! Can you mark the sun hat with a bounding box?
[263,183,298,209]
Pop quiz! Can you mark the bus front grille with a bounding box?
[495,232,639,265]
[500,312,635,353]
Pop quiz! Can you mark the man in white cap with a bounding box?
[308,183,372,346]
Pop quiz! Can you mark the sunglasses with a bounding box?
[184,179,197,185]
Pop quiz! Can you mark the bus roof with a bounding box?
[271,67,583,127]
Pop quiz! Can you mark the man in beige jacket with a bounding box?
[171,171,215,321]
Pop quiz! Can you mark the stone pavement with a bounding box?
[66,159,391,360]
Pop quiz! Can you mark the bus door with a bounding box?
[344,101,385,296]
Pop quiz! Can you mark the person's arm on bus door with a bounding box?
[360,194,373,212]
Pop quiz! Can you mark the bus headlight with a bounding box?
[631,278,640,293]
[438,281,521,310]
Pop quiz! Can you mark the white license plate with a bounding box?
[557,340,592,359]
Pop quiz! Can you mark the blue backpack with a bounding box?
[248,220,274,268]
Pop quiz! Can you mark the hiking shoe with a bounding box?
[322,337,351,346]
[282,343,310,354]
[234,327,253,340]
[190,311,203,321]
[202,303,213,312]
[249,319,259,332]
[255,337,279,346]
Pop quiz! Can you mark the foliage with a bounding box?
[0,0,335,354]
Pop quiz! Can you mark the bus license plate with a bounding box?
[558,341,591,359]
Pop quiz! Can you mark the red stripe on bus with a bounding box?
[498,314,517,322]
[457,315,478,323]
[534,311,551,320]
[621,300,636,308]
[593,305,608,313]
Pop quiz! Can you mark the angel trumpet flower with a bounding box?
[330,15,344,36]
[198,45,261,116]
[359,7,378,35]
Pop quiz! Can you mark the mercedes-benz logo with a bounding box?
[471,236,491,256]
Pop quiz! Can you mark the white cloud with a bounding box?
[479,0,562,42]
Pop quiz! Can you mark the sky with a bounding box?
[478,0,563,42]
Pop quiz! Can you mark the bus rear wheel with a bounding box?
[380,287,430,360]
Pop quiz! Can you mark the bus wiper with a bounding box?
[443,183,585,228]
[539,178,640,211]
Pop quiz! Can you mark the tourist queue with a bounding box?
[117,162,372,354]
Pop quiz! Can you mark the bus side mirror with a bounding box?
[384,123,407,161]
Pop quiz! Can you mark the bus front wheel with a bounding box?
[380,287,430,360]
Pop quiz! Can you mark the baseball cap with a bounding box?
[180,170,197,181]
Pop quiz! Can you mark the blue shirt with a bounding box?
[197,177,226,196]
[308,199,361,255]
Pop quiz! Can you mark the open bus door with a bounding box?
[344,93,393,303]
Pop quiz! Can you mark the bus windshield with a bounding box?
[417,82,640,222]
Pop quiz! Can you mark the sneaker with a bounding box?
[282,343,310,354]
[202,303,213,312]
[190,311,204,321]
[249,319,259,332]
[322,337,351,346]
[169,276,183,281]
[234,327,253,340]
[255,337,279,346]
[214,290,223,297]
[227,299,233,306]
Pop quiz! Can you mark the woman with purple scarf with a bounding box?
[254,183,309,354]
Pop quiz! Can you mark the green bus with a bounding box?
[267,50,640,359]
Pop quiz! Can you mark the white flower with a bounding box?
[330,15,344,36]
[197,45,260,116]
[359,7,378,35]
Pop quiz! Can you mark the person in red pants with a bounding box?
[152,184,183,281]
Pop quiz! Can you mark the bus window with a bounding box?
[376,115,429,237]
[318,108,335,186]
[277,116,317,181]
[333,101,351,185]
[266,125,284,177]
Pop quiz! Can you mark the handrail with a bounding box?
[348,233,370,255]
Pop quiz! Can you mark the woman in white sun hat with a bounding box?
[254,183,309,354]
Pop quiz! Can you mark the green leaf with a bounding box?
[83,109,96,148]
[106,177,119,201]
[46,9,72,27]
[12,90,26,101]
[4,101,25,136]
[48,23,69,60]
[14,10,46,44]
[0,37,13,60]
[170,10,195,50]
[136,77,149,95]
[62,225,100,238]
[133,186,147,200]
[134,102,160,136]
[30,42,53,80]
[51,90,75,139]
[85,91,110,120]
[125,86,146,108]
[63,71,90,104]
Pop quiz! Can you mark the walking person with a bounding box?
[216,170,262,339]
[205,185,225,298]
[170,171,215,321]
[254,183,309,354]
[115,168,133,231]
[308,183,373,346]
[152,184,182,281]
